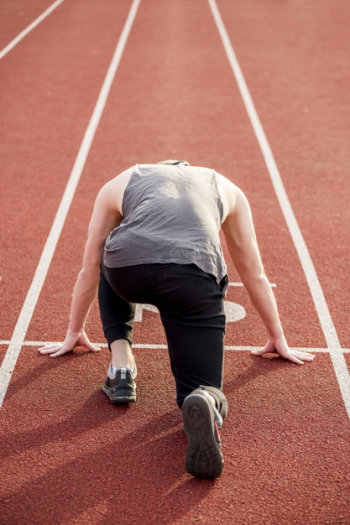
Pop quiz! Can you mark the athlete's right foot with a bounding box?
[182,389,224,478]
[102,363,137,404]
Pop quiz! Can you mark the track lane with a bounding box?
[0,0,61,52]
[0,0,134,342]
[0,0,139,406]
[210,0,350,419]
[215,0,350,348]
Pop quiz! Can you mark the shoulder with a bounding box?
[109,166,135,192]
[95,167,134,215]
[215,171,246,223]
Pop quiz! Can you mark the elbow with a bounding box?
[243,272,267,289]
[79,264,100,284]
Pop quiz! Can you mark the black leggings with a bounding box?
[98,263,227,408]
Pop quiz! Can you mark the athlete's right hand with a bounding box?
[38,329,100,358]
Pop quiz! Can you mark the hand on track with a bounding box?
[38,330,100,358]
[251,336,315,365]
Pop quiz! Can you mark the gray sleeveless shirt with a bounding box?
[103,164,227,284]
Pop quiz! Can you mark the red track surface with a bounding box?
[1,1,350,523]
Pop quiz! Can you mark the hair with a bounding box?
[157,160,191,166]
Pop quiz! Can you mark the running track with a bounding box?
[1,1,350,523]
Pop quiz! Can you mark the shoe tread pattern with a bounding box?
[183,394,223,478]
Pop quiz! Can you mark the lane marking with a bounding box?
[0,0,65,60]
[208,0,350,418]
[0,0,141,410]
[1,341,349,353]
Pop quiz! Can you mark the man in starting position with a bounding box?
[39,160,314,478]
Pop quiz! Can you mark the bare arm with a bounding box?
[222,187,282,338]
[39,180,122,357]
[218,174,314,364]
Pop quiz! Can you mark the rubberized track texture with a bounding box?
[1,0,350,524]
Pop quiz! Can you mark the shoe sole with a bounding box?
[102,384,136,404]
[182,394,224,478]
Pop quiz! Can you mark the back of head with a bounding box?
[157,160,191,166]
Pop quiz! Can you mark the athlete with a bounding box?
[39,161,314,478]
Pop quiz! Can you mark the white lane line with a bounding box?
[0,0,141,410]
[0,0,65,60]
[208,0,350,418]
[1,341,349,354]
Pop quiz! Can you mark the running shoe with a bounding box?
[102,363,137,404]
[182,388,224,478]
